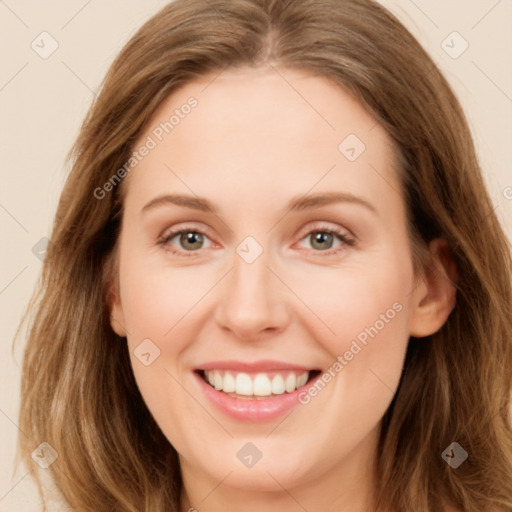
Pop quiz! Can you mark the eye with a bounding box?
[157,228,213,256]
[157,224,355,257]
[296,225,355,255]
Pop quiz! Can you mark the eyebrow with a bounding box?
[141,191,377,216]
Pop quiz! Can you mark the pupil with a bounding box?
[182,232,202,249]
[312,232,332,250]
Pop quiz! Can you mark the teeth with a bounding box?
[214,371,223,391]
[253,374,272,396]
[203,370,310,397]
[271,374,285,394]
[223,372,235,393]
[297,372,308,388]
[235,373,253,395]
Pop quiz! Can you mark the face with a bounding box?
[109,66,449,501]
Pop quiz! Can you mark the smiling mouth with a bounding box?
[196,369,321,400]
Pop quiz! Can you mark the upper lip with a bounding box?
[196,360,317,372]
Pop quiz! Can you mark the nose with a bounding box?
[214,245,290,341]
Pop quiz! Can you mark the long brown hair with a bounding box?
[15,0,512,510]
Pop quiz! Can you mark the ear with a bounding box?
[409,238,458,338]
[103,251,127,338]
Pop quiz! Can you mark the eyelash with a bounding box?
[157,224,355,257]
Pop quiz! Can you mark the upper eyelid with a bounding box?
[296,223,351,238]
[160,221,351,240]
[159,222,215,240]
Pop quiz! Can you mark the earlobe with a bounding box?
[409,238,458,338]
[103,252,127,337]
[110,300,127,337]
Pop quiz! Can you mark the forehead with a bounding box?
[124,66,402,214]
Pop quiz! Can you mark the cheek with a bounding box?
[118,262,212,438]
[119,258,212,344]
[288,254,413,351]
[287,248,414,409]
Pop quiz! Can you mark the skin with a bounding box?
[109,65,457,512]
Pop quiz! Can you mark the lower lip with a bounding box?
[194,372,314,422]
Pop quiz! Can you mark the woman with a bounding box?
[15,0,512,510]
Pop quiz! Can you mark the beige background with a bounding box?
[1,0,511,509]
